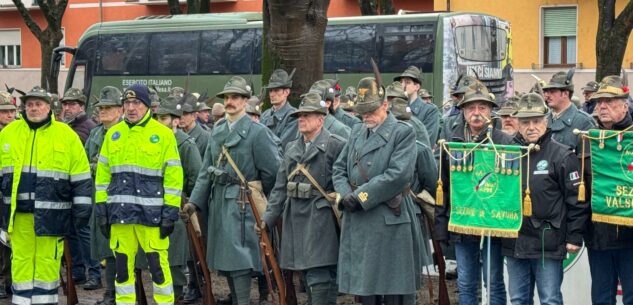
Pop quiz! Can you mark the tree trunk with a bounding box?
[595,0,633,81]
[263,0,330,107]
[359,0,376,15]
[41,28,63,93]
[167,0,181,14]
[379,0,395,14]
[199,0,209,13]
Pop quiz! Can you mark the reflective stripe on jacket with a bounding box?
[95,110,183,226]
[0,117,92,236]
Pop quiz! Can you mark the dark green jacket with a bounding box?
[333,107,361,130]
[261,102,299,151]
[547,104,595,154]
[263,129,346,270]
[324,114,350,139]
[410,97,440,145]
[187,123,210,159]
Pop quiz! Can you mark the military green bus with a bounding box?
[53,11,512,108]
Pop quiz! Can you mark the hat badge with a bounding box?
[125,90,136,99]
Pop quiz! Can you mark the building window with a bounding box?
[0,30,21,68]
[543,7,577,67]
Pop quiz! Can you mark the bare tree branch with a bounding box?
[11,0,43,38]
[614,0,633,32]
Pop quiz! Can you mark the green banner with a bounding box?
[589,129,633,226]
[447,142,524,237]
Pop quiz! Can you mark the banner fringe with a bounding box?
[592,213,633,227]
[448,224,519,238]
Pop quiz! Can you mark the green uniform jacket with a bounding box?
[261,102,299,151]
[408,116,431,147]
[262,129,346,270]
[85,124,113,260]
[410,97,440,145]
[547,104,595,154]
[324,114,350,139]
[168,130,202,266]
[332,114,420,295]
[411,141,436,267]
[187,123,210,159]
[333,107,361,130]
[189,115,281,272]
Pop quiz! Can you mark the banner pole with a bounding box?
[486,234,491,305]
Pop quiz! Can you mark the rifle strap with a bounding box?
[288,163,335,203]
[221,146,248,185]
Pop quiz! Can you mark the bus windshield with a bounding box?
[454,25,507,62]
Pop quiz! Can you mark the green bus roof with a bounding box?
[78,11,498,45]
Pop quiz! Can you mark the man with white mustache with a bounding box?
[435,83,513,305]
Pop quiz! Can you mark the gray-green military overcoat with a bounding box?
[86,124,113,260]
[261,102,299,151]
[410,97,440,145]
[547,103,595,154]
[411,140,436,267]
[167,130,202,266]
[408,116,431,147]
[189,115,281,272]
[324,114,350,139]
[332,113,420,295]
[187,122,210,158]
[333,107,361,129]
[262,129,346,270]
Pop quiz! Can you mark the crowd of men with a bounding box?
[0,64,630,305]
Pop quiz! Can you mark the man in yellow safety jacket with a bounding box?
[95,83,183,305]
[0,86,93,304]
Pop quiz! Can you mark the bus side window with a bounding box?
[149,31,200,75]
[378,23,435,73]
[199,29,256,75]
[97,34,149,75]
[324,25,375,73]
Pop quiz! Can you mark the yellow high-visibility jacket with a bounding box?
[0,116,92,236]
[95,110,183,226]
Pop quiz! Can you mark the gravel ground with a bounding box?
[0,269,459,305]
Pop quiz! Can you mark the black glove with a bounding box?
[160,220,175,239]
[341,193,362,213]
[73,216,89,229]
[98,216,110,239]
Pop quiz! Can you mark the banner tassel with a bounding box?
[523,188,532,217]
[436,180,444,206]
[578,133,587,202]
[436,139,445,206]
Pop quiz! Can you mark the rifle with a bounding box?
[62,239,78,305]
[182,198,216,305]
[221,147,287,305]
[135,268,149,305]
[422,211,450,305]
[275,221,298,305]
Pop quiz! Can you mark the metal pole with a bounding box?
[486,234,491,305]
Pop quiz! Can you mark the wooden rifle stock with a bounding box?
[424,216,450,305]
[184,210,216,305]
[135,268,149,305]
[62,239,78,305]
[274,222,298,305]
[244,187,287,305]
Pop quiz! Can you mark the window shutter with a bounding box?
[544,7,577,37]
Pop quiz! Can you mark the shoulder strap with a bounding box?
[221,146,247,185]
[288,163,335,202]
